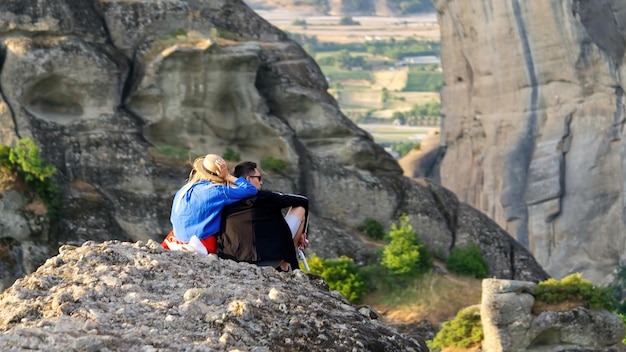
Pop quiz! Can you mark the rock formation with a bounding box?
[481,278,625,351]
[0,240,429,351]
[434,0,626,283]
[0,0,548,291]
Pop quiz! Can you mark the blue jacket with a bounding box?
[170,177,258,241]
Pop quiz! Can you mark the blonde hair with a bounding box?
[187,168,226,185]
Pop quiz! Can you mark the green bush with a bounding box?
[357,218,385,240]
[428,307,483,350]
[534,273,617,311]
[339,16,360,26]
[260,156,287,173]
[152,145,197,161]
[445,243,489,278]
[308,255,367,304]
[380,214,432,277]
[223,147,240,162]
[1,139,61,219]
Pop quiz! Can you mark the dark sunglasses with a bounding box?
[249,175,262,181]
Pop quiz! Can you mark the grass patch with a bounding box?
[404,71,443,92]
[320,66,374,81]
[363,270,482,324]
[149,145,199,163]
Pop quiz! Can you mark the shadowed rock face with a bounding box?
[0,240,429,351]
[434,0,626,283]
[0,0,548,291]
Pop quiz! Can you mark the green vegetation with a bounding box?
[404,70,443,92]
[428,307,483,351]
[291,19,307,27]
[308,255,367,304]
[317,50,369,70]
[289,34,440,59]
[534,273,617,311]
[322,66,373,81]
[260,156,287,173]
[380,141,420,157]
[309,214,434,304]
[0,139,61,219]
[357,217,385,240]
[380,214,432,277]
[339,16,360,26]
[389,0,435,14]
[151,145,198,161]
[222,147,240,162]
[445,243,489,279]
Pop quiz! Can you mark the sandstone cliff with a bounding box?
[0,240,429,351]
[434,0,626,283]
[0,0,547,291]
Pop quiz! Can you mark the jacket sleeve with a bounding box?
[223,177,258,205]
[263,190,308,210]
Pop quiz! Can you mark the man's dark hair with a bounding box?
[233,161,257,178]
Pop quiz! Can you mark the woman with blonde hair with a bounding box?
[162,154,257,255]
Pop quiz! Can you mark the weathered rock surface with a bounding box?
[481,278,625,351]
[434,0,626,283]
[0,0,548,291]
[0,240,428,351]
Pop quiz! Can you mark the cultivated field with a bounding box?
[253,7,441,144]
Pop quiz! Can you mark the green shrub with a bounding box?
[428,307,483,350]
[223,147,240,162]
[152,145,197,161]
[339,16,360,26]
[0,145,11,168]
[308,255,367,304]
[380,214,432,277]
[260,156,287,173]
[534,273,617,311]
[445,243,489,278]
[291,19,307,27]
[1,139,61,219]
[357,218,385,240]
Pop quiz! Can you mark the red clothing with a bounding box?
[161,230,217,254]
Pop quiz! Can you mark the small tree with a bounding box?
[380,214,432,276]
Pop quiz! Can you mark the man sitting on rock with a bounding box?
[217,161,308,271]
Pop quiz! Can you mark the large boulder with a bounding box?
[0,0,548,291]
[433,0,626,283]
[481,278,625,351]
[0,240,429,351]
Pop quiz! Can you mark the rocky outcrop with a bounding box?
[434,0,626,283]
[481,279,625,351]
[0,240,429,351]
[0,0,548,291]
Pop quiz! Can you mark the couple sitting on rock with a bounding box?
[161,153,308,271]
